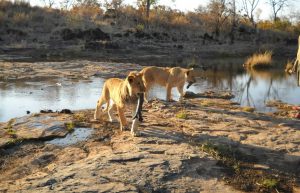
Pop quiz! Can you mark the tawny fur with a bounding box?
[140,66,196,101]
[293,35,300,71]
[94,72,145,131]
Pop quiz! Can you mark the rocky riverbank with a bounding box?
[0,94,300,192]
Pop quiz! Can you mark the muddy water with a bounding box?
[1,64,300,122]
[46,127,93,146]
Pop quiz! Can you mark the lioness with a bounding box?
[140,66,196,101]
[94,71,145,135]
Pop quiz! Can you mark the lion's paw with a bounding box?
[121,126,129,131]
[131,131,141,137]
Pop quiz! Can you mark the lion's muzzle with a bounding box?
[186,81,194,89]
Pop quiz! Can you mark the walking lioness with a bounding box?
[140,66,196,101]
[94,71,145,134]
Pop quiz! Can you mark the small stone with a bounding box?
[253,164,270,170]
[38,178,57,187]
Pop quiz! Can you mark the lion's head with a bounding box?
[185,68,197,89]
[126,71,146,96]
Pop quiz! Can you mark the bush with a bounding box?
[12,12,30,26]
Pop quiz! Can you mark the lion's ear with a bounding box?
[127,75,134,84]
[185,69,190,76]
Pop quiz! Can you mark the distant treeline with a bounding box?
[0,0,299,45]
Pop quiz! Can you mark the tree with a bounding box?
[71,0,102,20]
[75,0,100,7]
[137,0,158,18]
[41,0,55,8]
[229,0,238,44]
[241,0,260,26]
[104,0,123,10]
[60,0,75,10]
[267,0,289,21]
[207,0,230,38]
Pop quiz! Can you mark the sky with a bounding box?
[24,0,300,21]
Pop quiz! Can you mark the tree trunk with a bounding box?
[230,0,236,44]
[146,0,150,18]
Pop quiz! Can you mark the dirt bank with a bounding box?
[0,60,144,82]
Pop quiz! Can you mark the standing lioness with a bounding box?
[140,66,196,101]
[94,72,145,134]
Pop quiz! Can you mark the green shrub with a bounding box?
[176,110,188,119]
[65,122,75,132]
[135,24,144,32]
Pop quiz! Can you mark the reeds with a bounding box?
[243,51,273,70]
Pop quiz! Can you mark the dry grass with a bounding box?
[12,12,30,25]
[244,51,273,70]
[242,106,255,112]
[285,60,294,74]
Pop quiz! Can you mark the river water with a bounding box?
[1,62,300,122]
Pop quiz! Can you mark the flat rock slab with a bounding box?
[0,113,73,147]
[184,91,235,99]
[107,153,146,162]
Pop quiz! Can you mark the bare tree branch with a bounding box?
[267,0,289,21]
[41,0,55,8]
[241,0,260,26]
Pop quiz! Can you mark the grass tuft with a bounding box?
[135,24,144,32]
[261,178,279,189]
[176,110,188,119]
[65,122,75,132]
[244,51,272,70]
[242,106,255,112]
[4,118,15,131]
[7,129,16,135]
[74,113,88,122]
[285,60,294,74]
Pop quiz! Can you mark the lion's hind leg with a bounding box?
[143,82,152,103]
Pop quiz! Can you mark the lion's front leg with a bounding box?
[117,106,128,131]
[177,84,185,102]
[94,98,104,120]
[166,84,173,102]
[131,118,140,137]
[131,105,141,137]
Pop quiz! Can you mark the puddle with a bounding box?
[46,128,93,146]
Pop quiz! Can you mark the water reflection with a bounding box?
[190,67,300,112]
[1,64,300,122]
[46,127,93,146]
[0,78,104,122]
